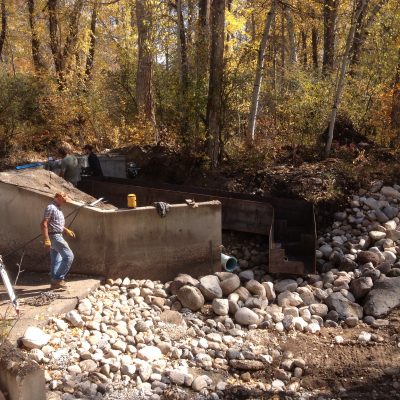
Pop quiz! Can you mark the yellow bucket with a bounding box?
[127,194,137,208]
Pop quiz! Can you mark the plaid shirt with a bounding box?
[44,202,65,234]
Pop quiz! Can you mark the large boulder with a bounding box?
[176,285,205,311]
[325,292,363,320]
[199,275,222,300]
[363,276,400,317]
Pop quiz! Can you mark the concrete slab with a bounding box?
[0,272,102,344]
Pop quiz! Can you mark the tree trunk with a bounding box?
[322,0,339,74]
[350,0,387,66]
[283,3,297,65]
[311,26,319,69]
[85,0,98,80]
[196,0,211,80]
[0,0,6,61]
[391,51,400,139]
[177,0,189,137]
[136,0,156,129]
[246,0,277,145]
[325,0,368,157]
[206,0,225,168]
[48,0,62,74]
[62,0,85,72]
[28,0,45,72]
[301,30,307,67]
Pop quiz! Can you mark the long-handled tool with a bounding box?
[0,256,19,316]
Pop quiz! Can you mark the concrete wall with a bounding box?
[0,181,221,281]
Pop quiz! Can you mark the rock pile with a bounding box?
[317,182,400,317]
[19,182,400,399]
[22,278,307,399]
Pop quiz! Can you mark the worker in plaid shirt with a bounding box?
[41,192,76,290]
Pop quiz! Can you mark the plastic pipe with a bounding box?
[221,253,238,272]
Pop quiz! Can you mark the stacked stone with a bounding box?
[317,182,400,318]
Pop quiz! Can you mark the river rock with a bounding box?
[381,186,400,200]
[212,298,229,316]
[234,307,259,325]
[65,310,84,328]
[363,276,400,317]
[199,275,222,300]
[245,279,266,297]
[176,285,205,311]
[350,277,373,299]
[21,327,51,349]
[170,274,200,295]
[274,279,298,293]
[219,274,241,295]
[325,292,363,319]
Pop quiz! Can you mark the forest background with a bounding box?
[0,0,399,170]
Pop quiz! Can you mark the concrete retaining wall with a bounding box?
[0,341,45,400]
[0,181,221,281]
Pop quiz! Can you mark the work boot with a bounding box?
[50,279,67,290]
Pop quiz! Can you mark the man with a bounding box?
[59,146,80,186]
[41,192,76,290]
[83,144,103,177]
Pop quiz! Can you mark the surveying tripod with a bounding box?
[0,256,19,316]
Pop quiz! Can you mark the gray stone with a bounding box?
[350,277,373,299]
[192,375,210,392]
[177,285,205,311]
[363,276,400,317]
[234,307,259,325]
[309,303,328,317]
[325,292,363,319]
[274,279,298,293]
[199,275,223,300]
[277,291,303,307]
[381,186,400,200]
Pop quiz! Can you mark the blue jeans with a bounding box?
[49,234,74,280]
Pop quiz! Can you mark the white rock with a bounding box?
[305,323,320,334]
[137,346,162,362]
[334,335,344,344]
[262,282,276,301]
[78,298,92,316]
[21,327,50,349]
[358,331,372,343]
[277,291,303,307]
[271,379,285,391]
[212,298,229,316]
[29,348,44,362]
[53,318,68,331]
[65,310,84,327]
[369,231,386,241]
[293,317,308,331]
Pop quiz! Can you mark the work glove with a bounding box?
[64,228,76,238]
[44,239,51,249]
